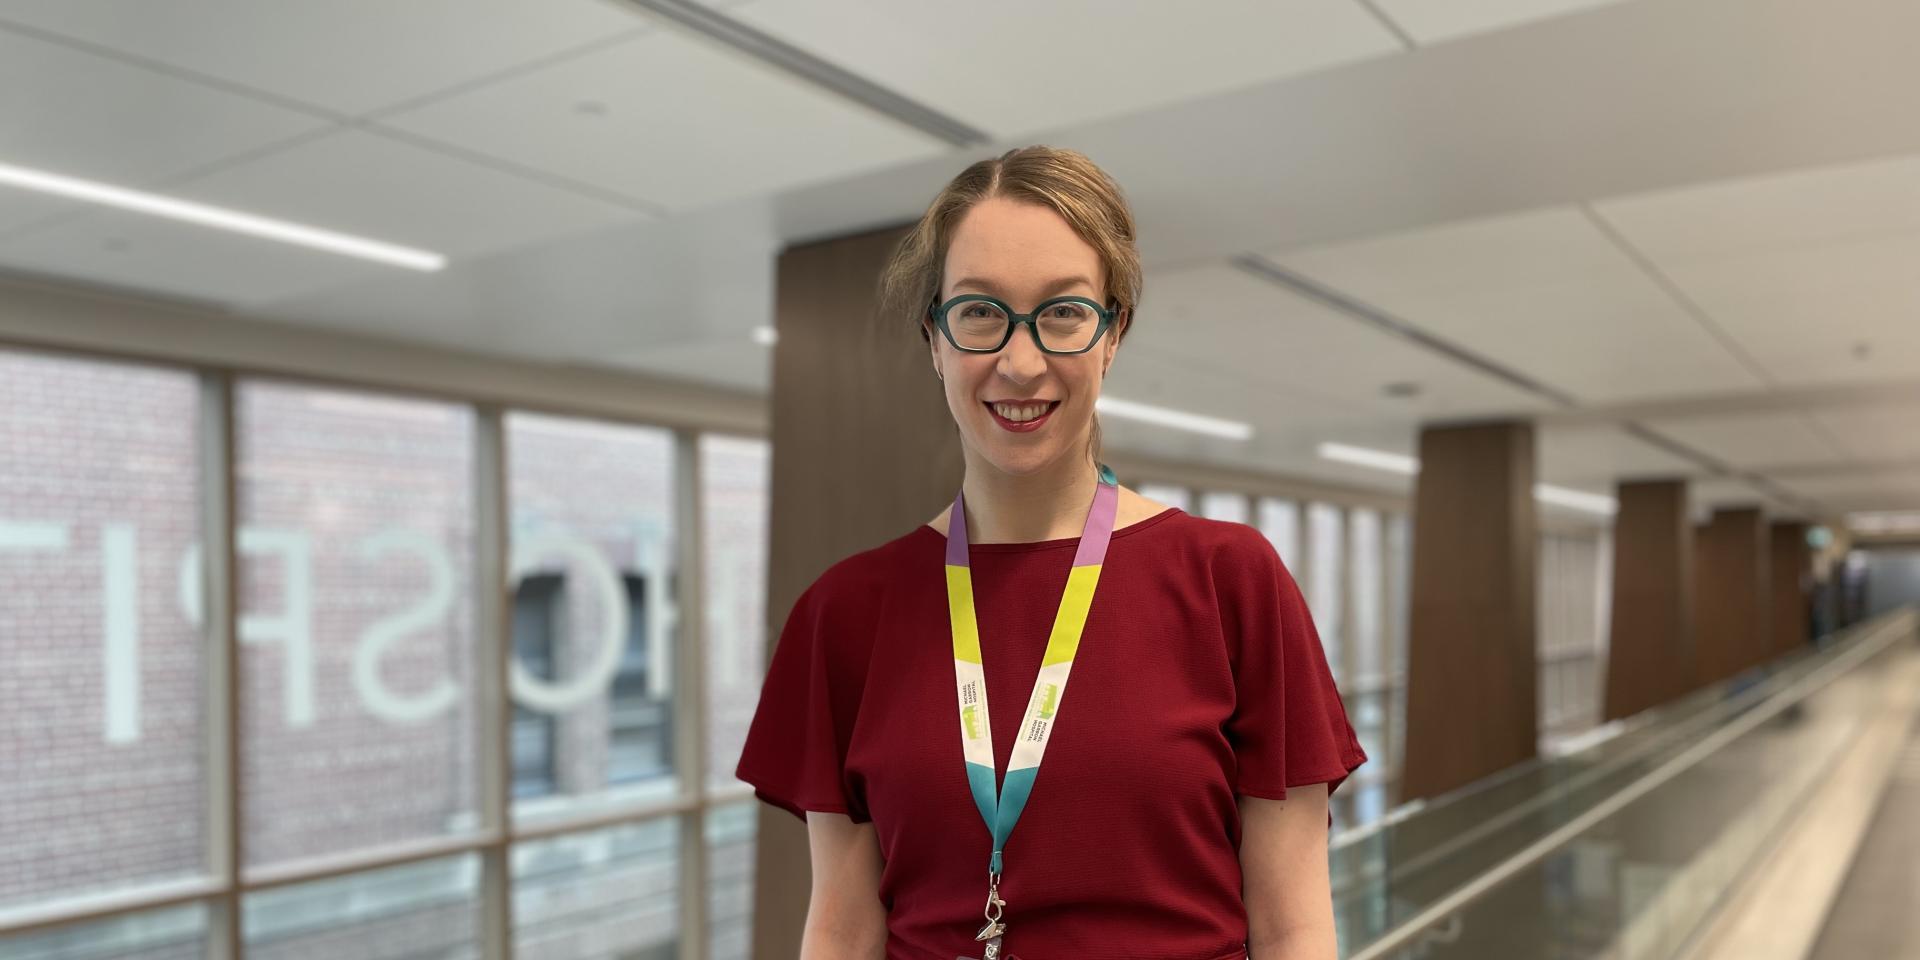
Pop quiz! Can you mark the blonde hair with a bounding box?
[878,145,1142,467]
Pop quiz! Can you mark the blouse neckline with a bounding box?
[917,505,1185,553]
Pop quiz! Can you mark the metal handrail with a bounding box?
[1346,607,1917,960]
[1333,625,1830,889]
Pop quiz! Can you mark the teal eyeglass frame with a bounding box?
[926,294,1119,355]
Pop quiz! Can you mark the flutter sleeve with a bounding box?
[1218,529,1368,801]
[734,577,872,823]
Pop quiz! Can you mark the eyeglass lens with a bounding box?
[947,298,1101,352]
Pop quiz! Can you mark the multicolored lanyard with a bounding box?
[945,464,1119,959]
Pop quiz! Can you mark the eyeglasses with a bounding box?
[927,294,1117,355]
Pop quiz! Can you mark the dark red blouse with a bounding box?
[735,507,1366,960]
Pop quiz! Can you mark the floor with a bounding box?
[1807,715,1920,960]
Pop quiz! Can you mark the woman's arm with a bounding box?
[1239,782,1336,960]
[801,811,888,960]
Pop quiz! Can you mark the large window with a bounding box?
[1538,530,1608,738]
[0,351,207,918]
[1306,502,1346,682]
[0,347,769,959]
[1136,482,1192,512]
[235,381,480,870]
[1256,497,1302,574]
[506,412,678,820]
[1197,490,1249,524]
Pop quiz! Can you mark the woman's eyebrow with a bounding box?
[950,275,1096,298]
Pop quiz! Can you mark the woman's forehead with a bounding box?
[944,201,1103,293]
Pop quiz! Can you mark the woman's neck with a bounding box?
[959,450,1102,544]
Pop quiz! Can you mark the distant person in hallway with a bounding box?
[737,145,1365,960]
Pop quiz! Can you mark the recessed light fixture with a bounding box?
[752,326,778,346]
[0,160,446,271]
[1317,441,1619,516]
[1096,396,1253,441]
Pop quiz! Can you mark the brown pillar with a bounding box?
[751,226,964,958]
[1401,421,1537,801]
[1603,480,1695,720]
[1769,521,1810,658]
[1694,506,1769,684]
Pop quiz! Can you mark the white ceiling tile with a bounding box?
[1593,152,1920,264]
[1370,0,1630,45]
[378,25,948,213]
[149,129,645,263]
[1648,233,1920,386]
[0,28,325,233]
[593,335,774,393]
[0,206,397,306]
[0,0,643,116]
[1808,400,1920,461]
[1537,423,1697,484]
[1779,468,1920,513]
[1644,410,1847,470]
[1133,262,1554,423]
[0,130,648,306]
[260,200,781,362]
[717,0,1403,136]
[1269,207,1765,403]
[1687,477,1785,516]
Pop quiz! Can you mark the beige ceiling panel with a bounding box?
[1537,423,1697,485]
[0,0,643,115]
[1648,233,1920,386]
[1644,410,1847,470]
[1269,207,1764,403]
[1370,0,1630,45]
[720,0,1403,136]
[0,28,325,234]
[1808,399,1920,461]
[1593,152,1920,264]
[379,22,947,213]
[1133,261,1553,423]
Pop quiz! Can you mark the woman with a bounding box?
[736,146,1365,960]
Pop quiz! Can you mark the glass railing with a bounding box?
[1333,606,1919,960]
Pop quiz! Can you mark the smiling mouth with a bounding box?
[984,400,1061,431]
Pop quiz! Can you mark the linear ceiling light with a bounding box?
[1318,441,1418,475]
[1318,441,1619,516]
[1848,511,1920,534]
[1534,483,1619,517]
[1096,396,1253,441]
[0,161,446,271]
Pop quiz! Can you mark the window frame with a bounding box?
[0,340,762,960]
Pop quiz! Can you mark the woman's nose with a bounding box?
[995,326,1049,383]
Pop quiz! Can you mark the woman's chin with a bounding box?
[977,444,1068,478]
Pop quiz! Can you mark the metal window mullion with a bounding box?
[1337,507,1357,686]
[1372,511,1392,793]
[199,372,241,959]
[476,407,513,960]
[672,429,709,960]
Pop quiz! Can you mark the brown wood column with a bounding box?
[1401,421,1538,801]
[1689,522,1711,692]
[1769,521,1810,658]
[1603,480,1695,720]
[751,226,964,959]
[1694,506,1769,684]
